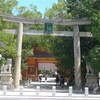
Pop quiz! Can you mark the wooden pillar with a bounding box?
[14,22,23,89]
[35,59,38,81]
[73,25,81,89]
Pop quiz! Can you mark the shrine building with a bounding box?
[21,44,58,81]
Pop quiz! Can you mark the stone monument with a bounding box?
[85,62,98,91]
[0,58,13,89]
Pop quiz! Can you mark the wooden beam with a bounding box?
[3,29,92,37]
[0,14,91,25]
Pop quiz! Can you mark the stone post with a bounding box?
[20,86,23,95]
[73,25,81,89]
[85,87,89,96]
[52,86,56,96]
[3,85,7,95]
[36,86,40,96]
[69,86,73,96]
[14,22,23,89]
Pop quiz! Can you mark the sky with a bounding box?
[16,0,58,15]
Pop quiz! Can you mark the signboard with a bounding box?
[44,23,53,34]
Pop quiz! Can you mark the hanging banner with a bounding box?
[44,22,53,34]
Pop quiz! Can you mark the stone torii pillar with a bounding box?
[73,25,81,89]
[14,22,23,89]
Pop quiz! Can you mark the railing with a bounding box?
[0,85,100,100]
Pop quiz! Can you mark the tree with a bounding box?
[0,1,43,64]
[0,31,16,63]
[0,0,18,30]
[17,5,42,18]
[0,0,18,14]
[22,35,55,55]
[67,0,100,76]
[17,5,43,30]
[52,37,74,70]
[44,0,71,19]
[67,0,100,39]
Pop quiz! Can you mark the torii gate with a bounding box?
[0,15,91,89]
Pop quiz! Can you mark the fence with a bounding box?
[0,85,100,100]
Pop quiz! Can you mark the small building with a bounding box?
[21,44,58,81]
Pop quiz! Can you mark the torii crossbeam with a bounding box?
[0,14,91,89]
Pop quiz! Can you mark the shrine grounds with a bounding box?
[0,78,100,100]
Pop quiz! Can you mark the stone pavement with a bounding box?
[24,81,68,92]
[0,78,100,100]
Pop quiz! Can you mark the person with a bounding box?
[98,72,100,86]
[55,74,59,85]
[67,74,75,86]
[38,74,43,82]
[60,75,64,88]
[54,70,57,77]
[45,75,47,82]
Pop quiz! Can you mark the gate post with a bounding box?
[14,22,23,89]
[73,25,81,89]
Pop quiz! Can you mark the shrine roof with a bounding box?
[33,54,53,57]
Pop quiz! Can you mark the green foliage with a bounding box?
[80,38,100,57]
[0,57,6,68]
[51,37,74,70]
[22,49,33,62]
[0,0,18,14]
[17,5,42,18]
[21,63,28,70]
[0,0,18,30]
[0,31,16,60]
[17,5,43,30]
[67,0,100,40]
[0,0,47,65]
[44,0,71,19]
[22,35,56,58]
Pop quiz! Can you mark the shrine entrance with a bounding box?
[21,57,58,81]
[21,44,58,81]
[0,14,91,89]
[38,62,57,77]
